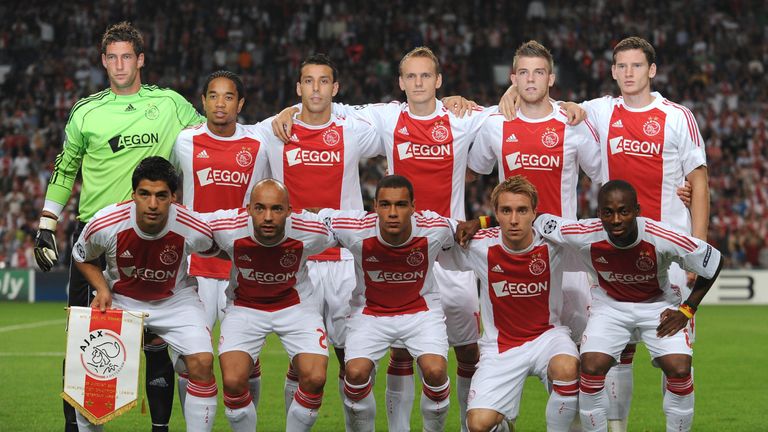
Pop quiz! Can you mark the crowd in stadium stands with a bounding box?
[0,0,765,269]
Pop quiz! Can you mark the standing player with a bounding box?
[442,176,580,432]
[535,180,722,432]
[208,179,335,431]
[325,175,455,432]
[72,157,219,432]
[33,22,204,432]
[171,70,271,410]
[578,37,709,431]
[469,40,601,346]
[259,54,381,422]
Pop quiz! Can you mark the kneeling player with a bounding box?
[207,179,334,431]
[324,175,455,432]
[535,180,723,432]
[442,176,580,432]
[73,157,219,431]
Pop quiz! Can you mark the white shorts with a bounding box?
[307,260,355,348]
[560,271,591,343]
[112,289,213,356]
[218,303,328,361]
[581,290,693,361]
[345,308,449,363]
[435,263,481,347]
[196,276,228,329]
[469,326,578,420]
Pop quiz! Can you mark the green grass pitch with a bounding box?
[0,302,765,431]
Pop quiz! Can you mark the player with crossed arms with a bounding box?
[72,157,219,432]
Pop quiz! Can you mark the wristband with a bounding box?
[479,216,490,229]
[678,303,695,320]
[38,216,58,231]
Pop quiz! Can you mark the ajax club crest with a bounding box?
[80,330,127,380]
[635,251,655,271]
[235,148,254,167]
[407,248,425,267]
[643,117,661,137]
[280,250,298,268]
[431,121,450,142]
[529,253,547,276]
[541,127,559,148]
[322,128,341,147]
[159,245,179,266]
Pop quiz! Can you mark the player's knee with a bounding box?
[222,374,248,395]
[467,410,501,432]
[299,369,327,393]
[663,364,691,379]
[548,354,579,381]
[580,353,613,376]
[185,353,214,380]
[344,362,371,385]
[420,364,447,386]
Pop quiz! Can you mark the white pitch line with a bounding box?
[0,352,64,357]
[0,319,64,333]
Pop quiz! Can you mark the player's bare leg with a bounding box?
[417,353,451,432]
[386,347,415,431]
[182,352,218,431]
[287,353,327,431]
[467,408,506,432]
[546,354,580,431]
[655,354,695,432]
[579,352,615,432]
[606,344,635,432]
[221,351,257,432]
[455,342,480,431]
[343,357,377,432]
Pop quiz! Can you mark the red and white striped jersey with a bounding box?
[534,214,721,303]
[581,93,706,233]
[172,122,271,278]
[469,101,602,219]
[337,100,494,219]
[324,209,455,316]
[72,202,218,301]
[262,113,382,261]
[207,209,335,312]
[441,228,570,353]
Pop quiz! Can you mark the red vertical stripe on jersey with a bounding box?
[500,119,565,216]
[392,113,454,216]
[486,244,554,352]
[231,237,303,311]
[190,133,261,277]
[606,106,666,221]
[361,236,429,316]
[112,230,186,300]
[590,239,663,302]
[282,124,345,260]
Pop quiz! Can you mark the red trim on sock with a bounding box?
[294,388,323,409]
[187,379,218,398]
[579,373,605,394]
[457,361,477,378]
[343,379,372,402]
[286,366,299,381]
[224,390,253,409]
[666,375,694,396]
[179,372,189,379]
[251,360,262,378]
[553,380,579,396]
[422,382,450,402]
[619,345,636,365]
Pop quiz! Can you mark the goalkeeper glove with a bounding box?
[34,216,59,272]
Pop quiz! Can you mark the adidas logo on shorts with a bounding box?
[196,149,210,159]
[596,256,608,264]
[506,134,518,143]
[238,254,252,262]
[491,264,504,273]
[398,126,409,135]
[365,256,380,262]
[120,250,133,259]
[611,120,623,128]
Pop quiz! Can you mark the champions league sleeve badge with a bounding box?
[61,306,146,424]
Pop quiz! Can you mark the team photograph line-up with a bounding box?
[0,8,763,431]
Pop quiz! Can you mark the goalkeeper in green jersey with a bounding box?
[34,22,204,432]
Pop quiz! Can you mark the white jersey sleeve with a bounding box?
[575,119,603,183]
[645,219,721,279]
[467,113,505,175]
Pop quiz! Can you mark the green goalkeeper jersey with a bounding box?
[44,84,205,222]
